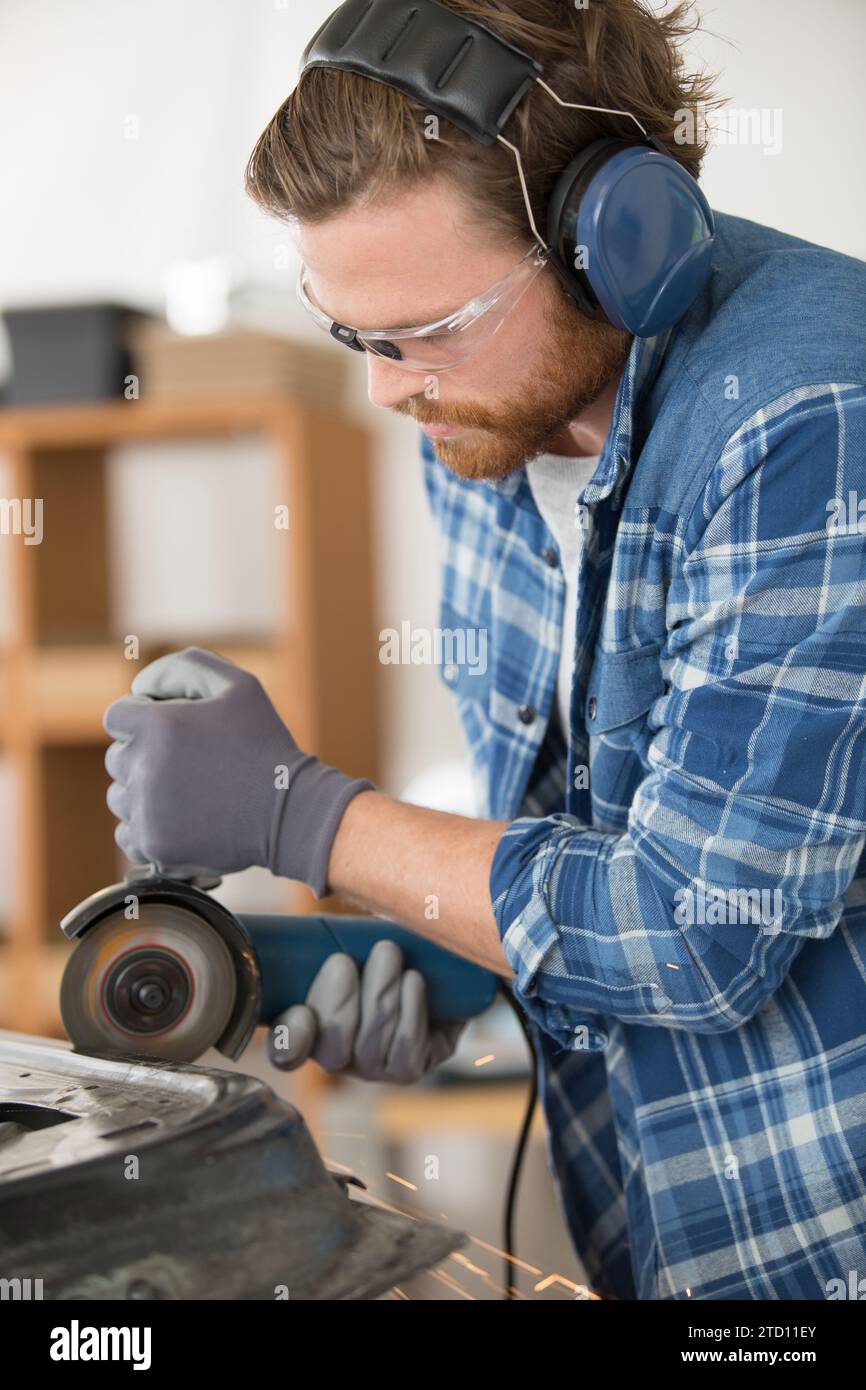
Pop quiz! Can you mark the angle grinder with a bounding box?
[59,868,498,1064]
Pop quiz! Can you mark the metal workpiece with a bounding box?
[0,1033,465,1300]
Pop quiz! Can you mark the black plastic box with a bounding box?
[2,301,152,405]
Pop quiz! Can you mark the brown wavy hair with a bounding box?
[245,0,722,243]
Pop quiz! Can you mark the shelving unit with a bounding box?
[0,395,379,1036]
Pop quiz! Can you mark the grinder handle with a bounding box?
[240,914,498,1024]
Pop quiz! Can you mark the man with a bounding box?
[104,0,866,1300]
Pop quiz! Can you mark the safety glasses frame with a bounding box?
[296,244,550,372]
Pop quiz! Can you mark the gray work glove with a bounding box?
[103,646,374,896]
[267,939,466,1084]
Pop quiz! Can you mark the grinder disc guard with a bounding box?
[61,903,238,1061]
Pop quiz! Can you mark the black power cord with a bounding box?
[498,983,539,1299]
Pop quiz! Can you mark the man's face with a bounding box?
[295,177,631,482]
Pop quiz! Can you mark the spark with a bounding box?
[392,1287,411,1300]
[386,1171,418,1191]
[451,1251,514,1298]
[470,1234,542,1275]
[534,1273,601,1299]
[322,1156,355,1174]
[451,1251,488,1279]
[356,1190,425,1221]
[366,1186,587,1300]
[428,1267,476,1300]
[665,962,680,970]
[361,1185,452,1226]
[474,1053,496,1067]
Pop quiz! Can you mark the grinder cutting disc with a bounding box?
[60,902,238,1062]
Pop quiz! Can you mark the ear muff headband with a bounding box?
[300,0,715,337]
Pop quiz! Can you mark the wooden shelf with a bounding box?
[0,395,304,449]
[0,639,289,743]
[0,393,380,1035]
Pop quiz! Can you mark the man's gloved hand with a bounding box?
[103,646,374,895]
[266,939,466,1084]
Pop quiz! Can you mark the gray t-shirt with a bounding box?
[525,452,599,735]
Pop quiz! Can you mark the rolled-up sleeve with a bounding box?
[491,385,866,1049]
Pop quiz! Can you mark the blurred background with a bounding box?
[0,0,863,1299]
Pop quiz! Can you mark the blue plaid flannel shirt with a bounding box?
[421,211,866,1300]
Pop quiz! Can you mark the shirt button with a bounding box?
[517,704,536,725]
[587,696,598,721]
[541,546,559,567]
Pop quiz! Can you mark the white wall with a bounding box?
[1,0,863,808]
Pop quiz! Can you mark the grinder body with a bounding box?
[60,873,497,1063]
[246,912,494,1025]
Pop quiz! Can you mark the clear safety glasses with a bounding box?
[296,244,550,373]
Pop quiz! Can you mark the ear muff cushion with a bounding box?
[547,139,634,311]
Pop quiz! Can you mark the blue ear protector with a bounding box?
[301,0,715,338]
[546,137,714,336]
